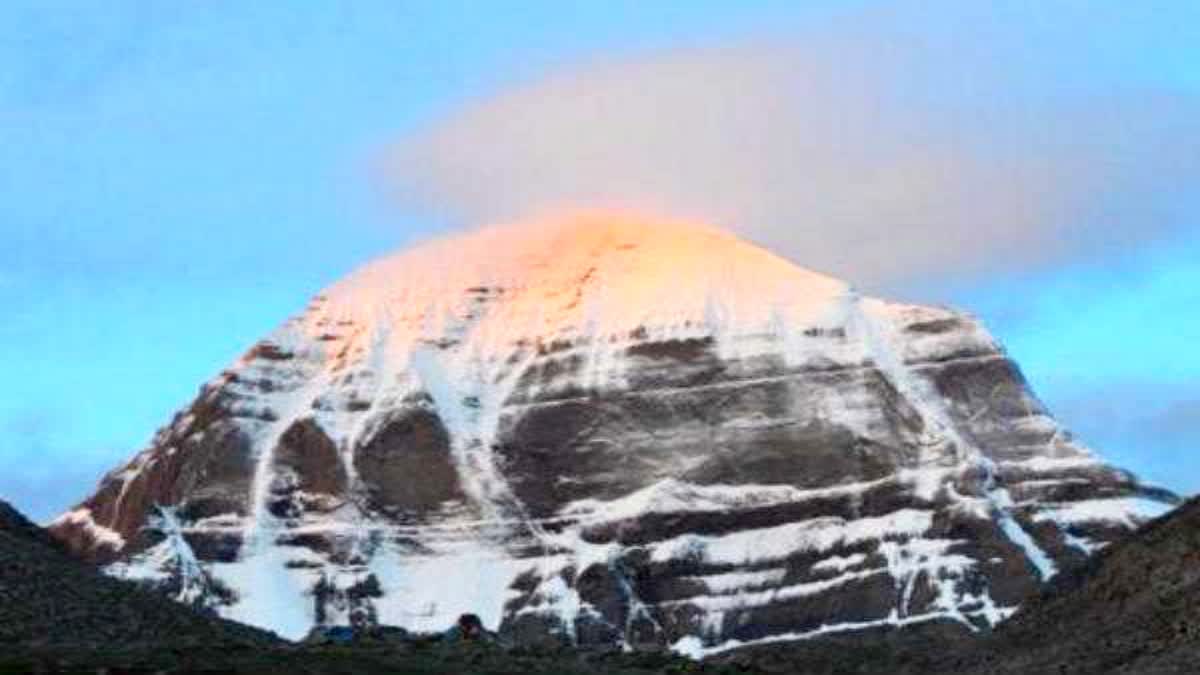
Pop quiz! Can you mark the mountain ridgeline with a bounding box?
[48,215,1177,651]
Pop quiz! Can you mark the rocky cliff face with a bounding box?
[49,215,1177,649]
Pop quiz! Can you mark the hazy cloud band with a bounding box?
[383,3,1200,291]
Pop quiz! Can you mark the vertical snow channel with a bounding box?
[408,346,509,519]
[231,332,332,640]
[152,505,207,605]
[850,296,1057,581]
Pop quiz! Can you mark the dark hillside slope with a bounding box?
[0,499,278,648]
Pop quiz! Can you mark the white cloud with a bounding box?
[381,3,1200,291]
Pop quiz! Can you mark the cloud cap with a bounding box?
[383,3,1200,291]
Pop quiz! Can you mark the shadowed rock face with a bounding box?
[354,409,466,518]
[268,418,347,519]
[275,419,346,497]
[48,218,1178,648]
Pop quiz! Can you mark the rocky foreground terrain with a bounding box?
[48,216,1174,650]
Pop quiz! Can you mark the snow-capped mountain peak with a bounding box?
[51,213,1176,649]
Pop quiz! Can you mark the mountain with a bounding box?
[0,499,277,649]
[49,214,1177,648]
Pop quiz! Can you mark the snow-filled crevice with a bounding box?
[610,555,664,646]
[154,506,208,605]
[983,470,1057,581]
[222,337,342,640]
[852,296,1059,583]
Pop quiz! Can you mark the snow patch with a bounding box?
[650,509,934,565]
[686,568,788,594]
[672,609,954,659]
[1033,497,1173,529]
[560,477,889,523]
[812,552,868,573]
[368,537,528,634]
[672,568,887,613]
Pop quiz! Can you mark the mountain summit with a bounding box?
[50,214,1176,648]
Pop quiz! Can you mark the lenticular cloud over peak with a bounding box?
[381,5,1200,291]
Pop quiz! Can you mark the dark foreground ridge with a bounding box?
[5,498,1200,673]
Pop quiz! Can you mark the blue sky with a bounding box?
[2,1,1197,522]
